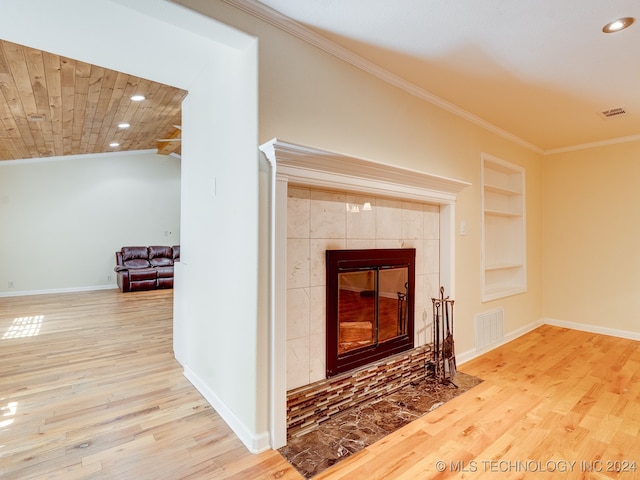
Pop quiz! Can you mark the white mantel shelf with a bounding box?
[259,139,470,204]
[261,137,470,449]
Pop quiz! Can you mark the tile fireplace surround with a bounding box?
[287,187,440,390]
[260,139,470,447]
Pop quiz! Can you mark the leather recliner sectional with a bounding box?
[114,245,180,292]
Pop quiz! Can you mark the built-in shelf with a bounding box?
[484,184,521,196]
[484,209,521,218]
[484,263,523,271]
[481,153,526,302]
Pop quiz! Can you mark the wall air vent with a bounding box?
[599,107,629,120]
[475,308,504,351]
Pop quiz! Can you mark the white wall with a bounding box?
[175,42,265,451]
[0,152,180,295]
[1,0,265,454]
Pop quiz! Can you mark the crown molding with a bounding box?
[544,134,640,155]
[260,138,470,204]
[0,149,161,167]
[221,0,544,155]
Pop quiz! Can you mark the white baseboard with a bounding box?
[458,316,640,367]
[182,365,271,454]
[0,284,118,298]
[457,318,544,365]
[544,317,640,342]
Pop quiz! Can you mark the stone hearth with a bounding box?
[286,345,431,437]
[279,371,483,478]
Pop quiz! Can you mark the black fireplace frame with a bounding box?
[326,248,416,377]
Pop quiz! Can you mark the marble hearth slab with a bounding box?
[278,372,482,479]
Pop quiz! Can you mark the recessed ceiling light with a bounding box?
[109,142,120,147]
[602,17,635,33]
[118,123,130,129]
[130,94,145,101]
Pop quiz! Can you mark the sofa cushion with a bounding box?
[124,258,151,268]
[149,246,174,267]
[150,257,173,267]
[172,245,180,262]
[121,246,151,268]
[129,268,157,281]
[157,278,174,289]
[156,266,174,278]
[129,279,157,291]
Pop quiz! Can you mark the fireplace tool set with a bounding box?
[428,286,457,386]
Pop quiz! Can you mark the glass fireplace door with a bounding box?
[326,248,415,377]
[337,266,409,354]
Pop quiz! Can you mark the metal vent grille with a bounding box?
[599,107,628,119]
[475,308,504,351]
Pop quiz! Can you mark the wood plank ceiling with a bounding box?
[0,39,187,161]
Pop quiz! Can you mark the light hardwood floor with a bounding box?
[0,289,298,479]
[2,289,639,479]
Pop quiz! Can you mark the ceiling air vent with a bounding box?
[599,107,629,120]
[27,114,46,122]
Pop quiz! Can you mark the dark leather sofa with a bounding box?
[114,245,180,292]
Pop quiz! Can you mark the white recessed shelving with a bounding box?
[481,153,526,301]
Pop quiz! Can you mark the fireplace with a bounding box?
[259,138,470,447]
[326,248,416,376]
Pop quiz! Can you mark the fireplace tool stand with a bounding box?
[428,286,457,387]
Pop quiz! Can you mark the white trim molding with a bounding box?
[456,317,640,367]
[0,284,118,298]
[456,318,544,366]
[544,317,640,342]
[183,365,271,454]
[259,139,470,204]
[223,0,543,154]
[0,149,159,167]
[260,138,470,448]
[222,0,640,156]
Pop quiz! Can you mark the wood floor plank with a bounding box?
[2,290,640,479]
[0,289,300,480]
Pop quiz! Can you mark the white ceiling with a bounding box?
[253,0,640,153]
